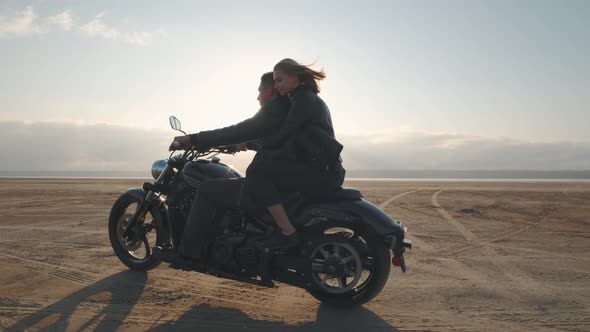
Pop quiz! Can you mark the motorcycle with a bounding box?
[108,116,412,306]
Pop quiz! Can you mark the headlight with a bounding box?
[151,159,167,179]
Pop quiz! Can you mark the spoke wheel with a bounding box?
[305,224,391,307]
[109,192,167,270]
[311,242,363,294]
[115,203,155,263]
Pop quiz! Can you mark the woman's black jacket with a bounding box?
[188,85,343,165]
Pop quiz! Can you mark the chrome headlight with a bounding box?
[151,159,167,179]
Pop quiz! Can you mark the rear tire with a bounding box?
[306,225,391,307]
[109,192,166,270]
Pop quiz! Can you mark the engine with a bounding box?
[211,230,262,276]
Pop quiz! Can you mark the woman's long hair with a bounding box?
[273,58,326,94]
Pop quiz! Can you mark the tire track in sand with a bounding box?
[378,189,422,209]
[378,189,437,253]
[438,207,553,257]
[431,190,548,294]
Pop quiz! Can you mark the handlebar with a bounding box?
[169,144,238,155]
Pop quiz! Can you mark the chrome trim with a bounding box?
[155,164,170,184]
[151,159,167,179]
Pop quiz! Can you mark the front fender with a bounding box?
[124,187,169,231]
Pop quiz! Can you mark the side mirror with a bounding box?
[169,116,183,131]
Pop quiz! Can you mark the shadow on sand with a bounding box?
[6,270,399,332]
[6,270,148,331]
[147,302,400,332]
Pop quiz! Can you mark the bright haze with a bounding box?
[1,1,588,177]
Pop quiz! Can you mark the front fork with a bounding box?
[121,191,156,242]
[122,164,172,242]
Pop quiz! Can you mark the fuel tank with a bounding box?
[182,158,242,188]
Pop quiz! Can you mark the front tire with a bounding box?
[109,192,166,270]
[305,225,391,307]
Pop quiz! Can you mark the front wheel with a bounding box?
[305,225,391,307]
[108,192,166,270]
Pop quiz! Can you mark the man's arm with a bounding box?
[188,103,277,148]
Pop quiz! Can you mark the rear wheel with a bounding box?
[305,225,391,307]
[109,192,166,270]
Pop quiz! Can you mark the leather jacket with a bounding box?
[188,96,290,149]
[264,84,343,165]
[188,85,344,169]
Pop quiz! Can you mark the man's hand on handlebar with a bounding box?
[221,143,248,154]
[168,136,251,154]
[235,143,248,152]
[169,136,191,151]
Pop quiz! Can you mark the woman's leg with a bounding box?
[267,203,296,235]
[242,159,315,246]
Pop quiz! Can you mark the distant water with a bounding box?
[346,178,590,183]
[1,170,589,182]
[0,170,150,179]
[345,170,590,180]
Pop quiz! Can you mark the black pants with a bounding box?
[180,160,345,259]
[180,177,243,258]
[241,158,345,209]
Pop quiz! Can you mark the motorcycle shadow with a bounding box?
[5,270,399,332]
[5,269,148,332]
[147,302,400,332]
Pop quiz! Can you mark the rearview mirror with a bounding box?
[169,116,182,131]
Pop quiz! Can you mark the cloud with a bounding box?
[47,10,73,31]
[78,13,157,46]
[124,31,153,46]
[1,121,588,175]
[0,6,44,37]
[1,6,164,46]
[339,131,590,170]
[79,12,120,40]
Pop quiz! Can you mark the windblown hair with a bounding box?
[273,58,326,94]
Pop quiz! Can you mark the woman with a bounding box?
[242,58,346,250]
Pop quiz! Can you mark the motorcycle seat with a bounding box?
[304,187,363,203]
[249,187,363,225]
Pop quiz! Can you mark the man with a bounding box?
[157,72,291,266]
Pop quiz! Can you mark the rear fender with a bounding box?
[295,198,404,242]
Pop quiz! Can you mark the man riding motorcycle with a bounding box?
[158,60,345,267]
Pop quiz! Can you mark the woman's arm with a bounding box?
[262,94,316,149]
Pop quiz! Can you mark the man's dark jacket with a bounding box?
[189,85,343,165]
[188,96,291,153]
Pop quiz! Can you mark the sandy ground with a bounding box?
[0,178,589,331]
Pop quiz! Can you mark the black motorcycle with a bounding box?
[109,116,412,306]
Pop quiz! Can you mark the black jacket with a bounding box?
[264,84,343,164]
[188,85,343,166]
[188,96,290,149]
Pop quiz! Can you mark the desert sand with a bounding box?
[0,178,589,331]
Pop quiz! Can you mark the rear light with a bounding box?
[392,256,402,266]
[403,226,408,238]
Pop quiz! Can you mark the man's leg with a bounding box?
[180,178,244,259]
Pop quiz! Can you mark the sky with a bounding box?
[1,0,589,173]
